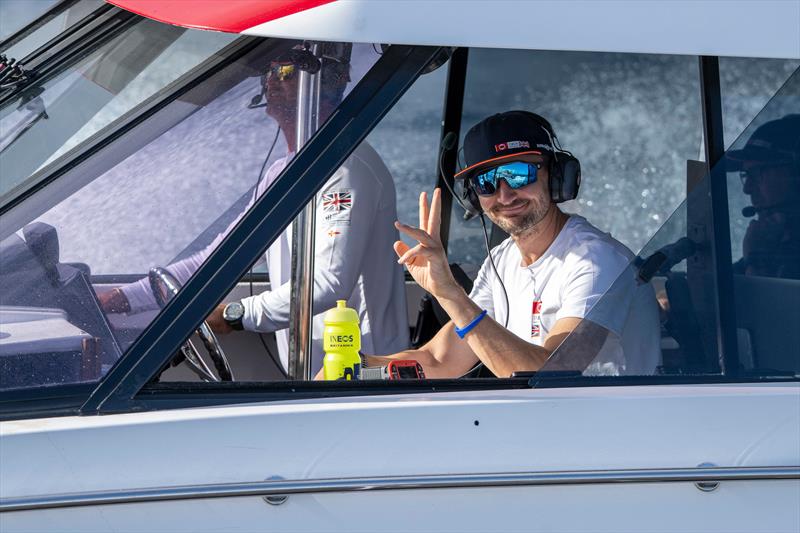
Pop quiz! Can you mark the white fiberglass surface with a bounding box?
[241,0,800,60]
[1,384,798,533]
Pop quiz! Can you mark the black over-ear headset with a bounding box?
[455,112,582,218]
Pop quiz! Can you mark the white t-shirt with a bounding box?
[122,142,409,373]
[469,215,661,375]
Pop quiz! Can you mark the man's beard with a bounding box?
[486,197,551,236]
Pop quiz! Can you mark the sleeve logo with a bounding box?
[322,189,353,226]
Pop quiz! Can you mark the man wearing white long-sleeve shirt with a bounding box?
[100,46,409,373]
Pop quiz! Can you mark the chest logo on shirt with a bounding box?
[531,300,542,338]
[322,189,353,226]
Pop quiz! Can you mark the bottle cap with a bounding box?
[323,300,359,325]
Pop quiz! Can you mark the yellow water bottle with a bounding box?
[322,300,361,380]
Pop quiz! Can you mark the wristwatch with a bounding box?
[222,301,245,331]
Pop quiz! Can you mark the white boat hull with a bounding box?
[2,383,799,532]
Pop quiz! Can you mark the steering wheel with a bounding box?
[148,267,234,382]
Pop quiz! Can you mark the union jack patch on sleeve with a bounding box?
[321,189,353,226]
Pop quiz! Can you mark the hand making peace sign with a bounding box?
[393,188,462,301]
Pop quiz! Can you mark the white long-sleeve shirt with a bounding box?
[122,141,409,373]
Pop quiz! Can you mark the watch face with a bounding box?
[223,301,245,321]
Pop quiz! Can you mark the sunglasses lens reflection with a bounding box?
[473,162,539,196]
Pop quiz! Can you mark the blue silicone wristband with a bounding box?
[454,309,488,339]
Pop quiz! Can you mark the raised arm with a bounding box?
[392,189,555,377]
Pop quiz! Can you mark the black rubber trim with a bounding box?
[0,383,94,421]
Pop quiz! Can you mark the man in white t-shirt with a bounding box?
[100,46,408,373]
[369,110,660,377]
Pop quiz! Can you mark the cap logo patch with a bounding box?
[494,140,530,152]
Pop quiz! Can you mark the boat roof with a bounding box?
[106,0,800,59]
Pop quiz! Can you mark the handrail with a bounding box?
[2,465,798,512]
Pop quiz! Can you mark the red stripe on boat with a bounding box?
[105,0,336,33]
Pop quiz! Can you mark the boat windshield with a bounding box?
[0,16,236,199]
[0,0,104,59]
[0,38,378,391]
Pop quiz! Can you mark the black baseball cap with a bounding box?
[455,110,556,181]
[726,114,800,171]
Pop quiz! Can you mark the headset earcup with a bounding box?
[550,153,581,203]
[548,159,564,203]
[560,157,581,202]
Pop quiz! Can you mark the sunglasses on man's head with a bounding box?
[471,161,543,196]
[267,62,298,82]
[267,59,351,84]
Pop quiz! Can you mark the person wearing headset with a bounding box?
[100,45,409,374]
[366,111,661,378]
[729,114,800,279]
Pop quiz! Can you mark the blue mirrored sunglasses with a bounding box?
[471,161,542,196]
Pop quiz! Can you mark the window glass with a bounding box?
[0,0,59,41]
[156,48,711,385]
[451,49,703,268]
[721,58,800,261]
[550,63,800,378]
[155,45,433,383]
[720,57,800,150]
[0,19,236,197]
[0,39,372,391]
[542,194,706,376]
[1,0,103,58]
[724,66,800,374]
[231,134,412,379]
[367,56,447,251]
